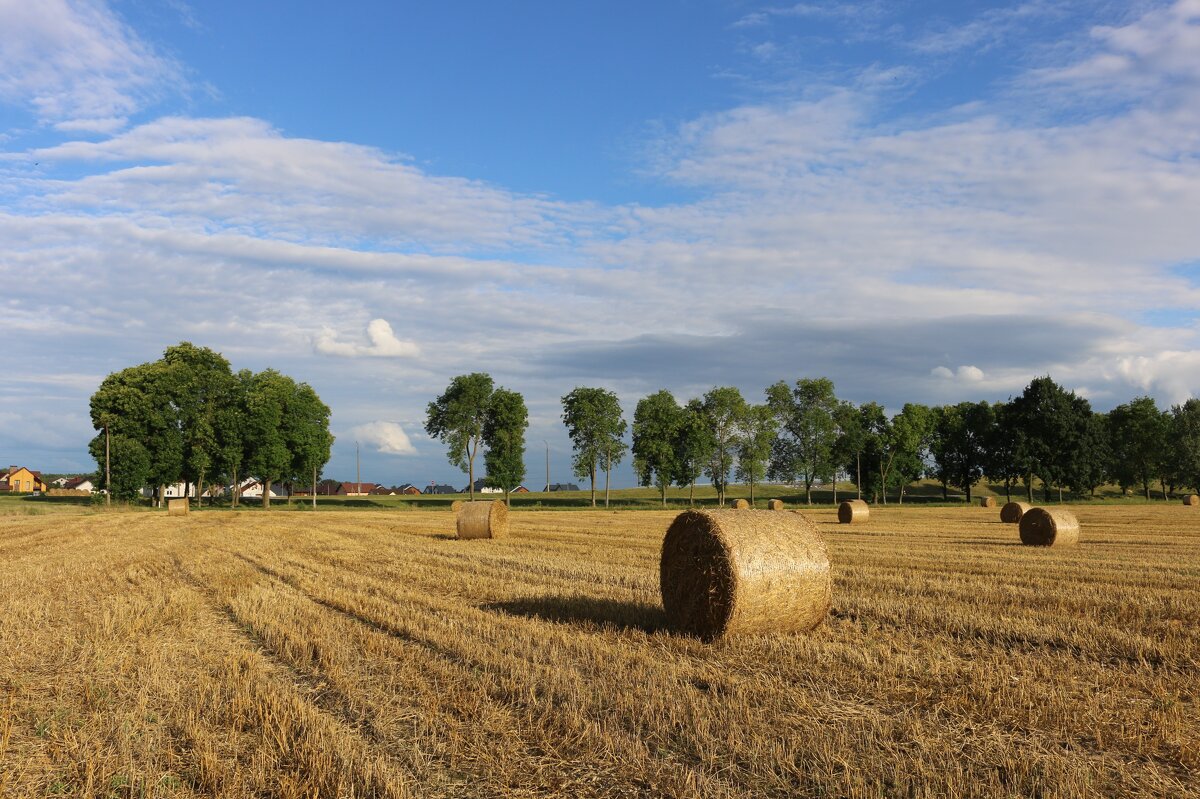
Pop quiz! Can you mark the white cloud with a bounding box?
[933,365,985,383]
[349,421,418,456]
[0,0,183,130]
[314,319,421,359]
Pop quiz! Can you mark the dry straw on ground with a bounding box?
[1000,501,1032,524]
[730,499,750,509]
[1184,494,1199,506]
[456,500,508,540]
[659,509,831,640]
[1019,507,1080,547]
[767,499,785,511]
[838,499,869,524]
[167,498,189,516]
[980,496,996,508]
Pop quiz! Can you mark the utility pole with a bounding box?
[356,441,361,495]
[104,424,111,508]
[544,440,549,493]
[312,465,317,510]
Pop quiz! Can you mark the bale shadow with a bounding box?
[483,595,668,635]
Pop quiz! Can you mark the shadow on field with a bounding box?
[484,595,668,634]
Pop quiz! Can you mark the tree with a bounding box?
[1067,411,1110,498]
[561,387,625,507]
[832,401,866,501]
[1107,396,1168,500]
[887,404,934,504]
[243,369,296,510]
[632,390,682,507]
[483,387,528,506]
[1169,399,1200,493]
[87,433,150,502]
[162,342,235,506]
[930,401,994,503]
[425,373,495,501]
[674,399,714,506]
[216,369,252,508]
[849,402,888,503]
[766,378,839,505]
[1007,377,1091,502]
[287,382,334,509]
[735,404,776,506]
[699,387,746,506]
[984,401,1025,502]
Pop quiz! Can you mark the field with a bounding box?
[1,505,1197,797]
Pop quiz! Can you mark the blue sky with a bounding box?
[2,0,1199,488]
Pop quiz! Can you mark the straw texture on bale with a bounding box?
[167,498,189,516]
[1018,507,1080,547]
[1000,501,1032,524]
[1184,494,1199,506]
[837,499,869,524]
[980,496,996,508]
[659,509,831,640]
[450,500,464,512]
[456,500,508,540]
[767,499,785,511]
[731,498,750,509]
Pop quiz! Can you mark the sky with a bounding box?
[2,0,1200,488]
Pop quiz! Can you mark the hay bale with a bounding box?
[767,498,785,511]
[1018,507,1080,547]
[167,498,189,516]
[1000,501,1032,524]
[659,509,831,639]
[456,500,508,540]
[980,496,996,508]
[837,499,868,524]
[730,498,750,509]
[1183,494,1199,506]
[450,500,464,512]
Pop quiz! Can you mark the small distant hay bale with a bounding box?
[456,500,508,540]
[980,496,996,508]
[837,499,868,524]
[1018,507,1080,547]
[1183,494,1199,506]
[450,500,464,512]
[1000,501,1032,524]
[167,498,189,516]
[767,499,785,511]
[659,509,831,640]
[730,498,750,509]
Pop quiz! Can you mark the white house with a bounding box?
[63,477,95,493]
[236,478,282,498]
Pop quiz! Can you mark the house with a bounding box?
[0,467,49,493]
[237,478,283,498]
[464,478,502,494]
[369,485,395,495]
[52,476,71,488]
[511,485,530,494]
[337,482,378,496]
[397,484,421,495]
[63,476,95,493]
[424,483,457,495]
[546,483,580,492]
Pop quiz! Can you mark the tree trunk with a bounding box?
[312,466,317,510]
[832,471,838,505]
[1027,471,1034,503]
[263,477,271,509]
[604,452,611,509]
[197,470,205,510]
[898,485,905,505]
[233,465,239,508]
[805,476,812,505]
[1144,481,1151,501]
[879,456,887,505]
[590,462,597,508]
[750,476,755,507]
[689,475,695,506]
[467,440,475,501]
[104,425,111,507]
[965,482,972,504]
[856,453,862,499]
[1004,479,1011,503]
[1057,486,1063,503]
[660,479,666,508]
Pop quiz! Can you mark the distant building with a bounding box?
[545,483,580,492]
[397,484,421,495]
[424,483,457,495]
[64,476,95,493]
[0,466,49,493]
[511,485,530,493]
[337,482,378,496]
[464,478,502,494]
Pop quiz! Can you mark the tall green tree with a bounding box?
[699,386,746,506]
[483,387,528,506]
[287,382,335,509]
[674,399,714,506]
[735,404,776,506]
[632,390,682,507]
[561,387,625,507]
[244,369,296,509]
[887,404,934,504]
[1067,411,1110,498]
[766,378,839,505]
[425,373,495,501]
[849,402,888,503]
[86,434,151,502]
[1107,396,1168,500]
[930,401,994,503]
[984,401,1025,502]
[1008,377,1091,502]
[1169,399,1200,493]
[89,361,181,505]
[832,401,866,501]
[216,369,253,508]
[162,342,236,505]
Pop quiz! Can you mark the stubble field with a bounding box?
[0,504,1197,798]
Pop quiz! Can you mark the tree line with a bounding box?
[89,343,333,506]
[427,372,1200,507]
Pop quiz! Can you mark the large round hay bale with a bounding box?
[1000,501,1032,524]
[456,500,508,540]
[767,498,785,511]
[450,500,464,512]
[980,496,996,508]
[660,509,831,640]
[1183,494,1199,506]
[1018,507,1080,547]
[730,498,750,509]
[167,498,189,516]
[837,499,868,524]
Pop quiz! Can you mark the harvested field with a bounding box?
[1,505,1198,797]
